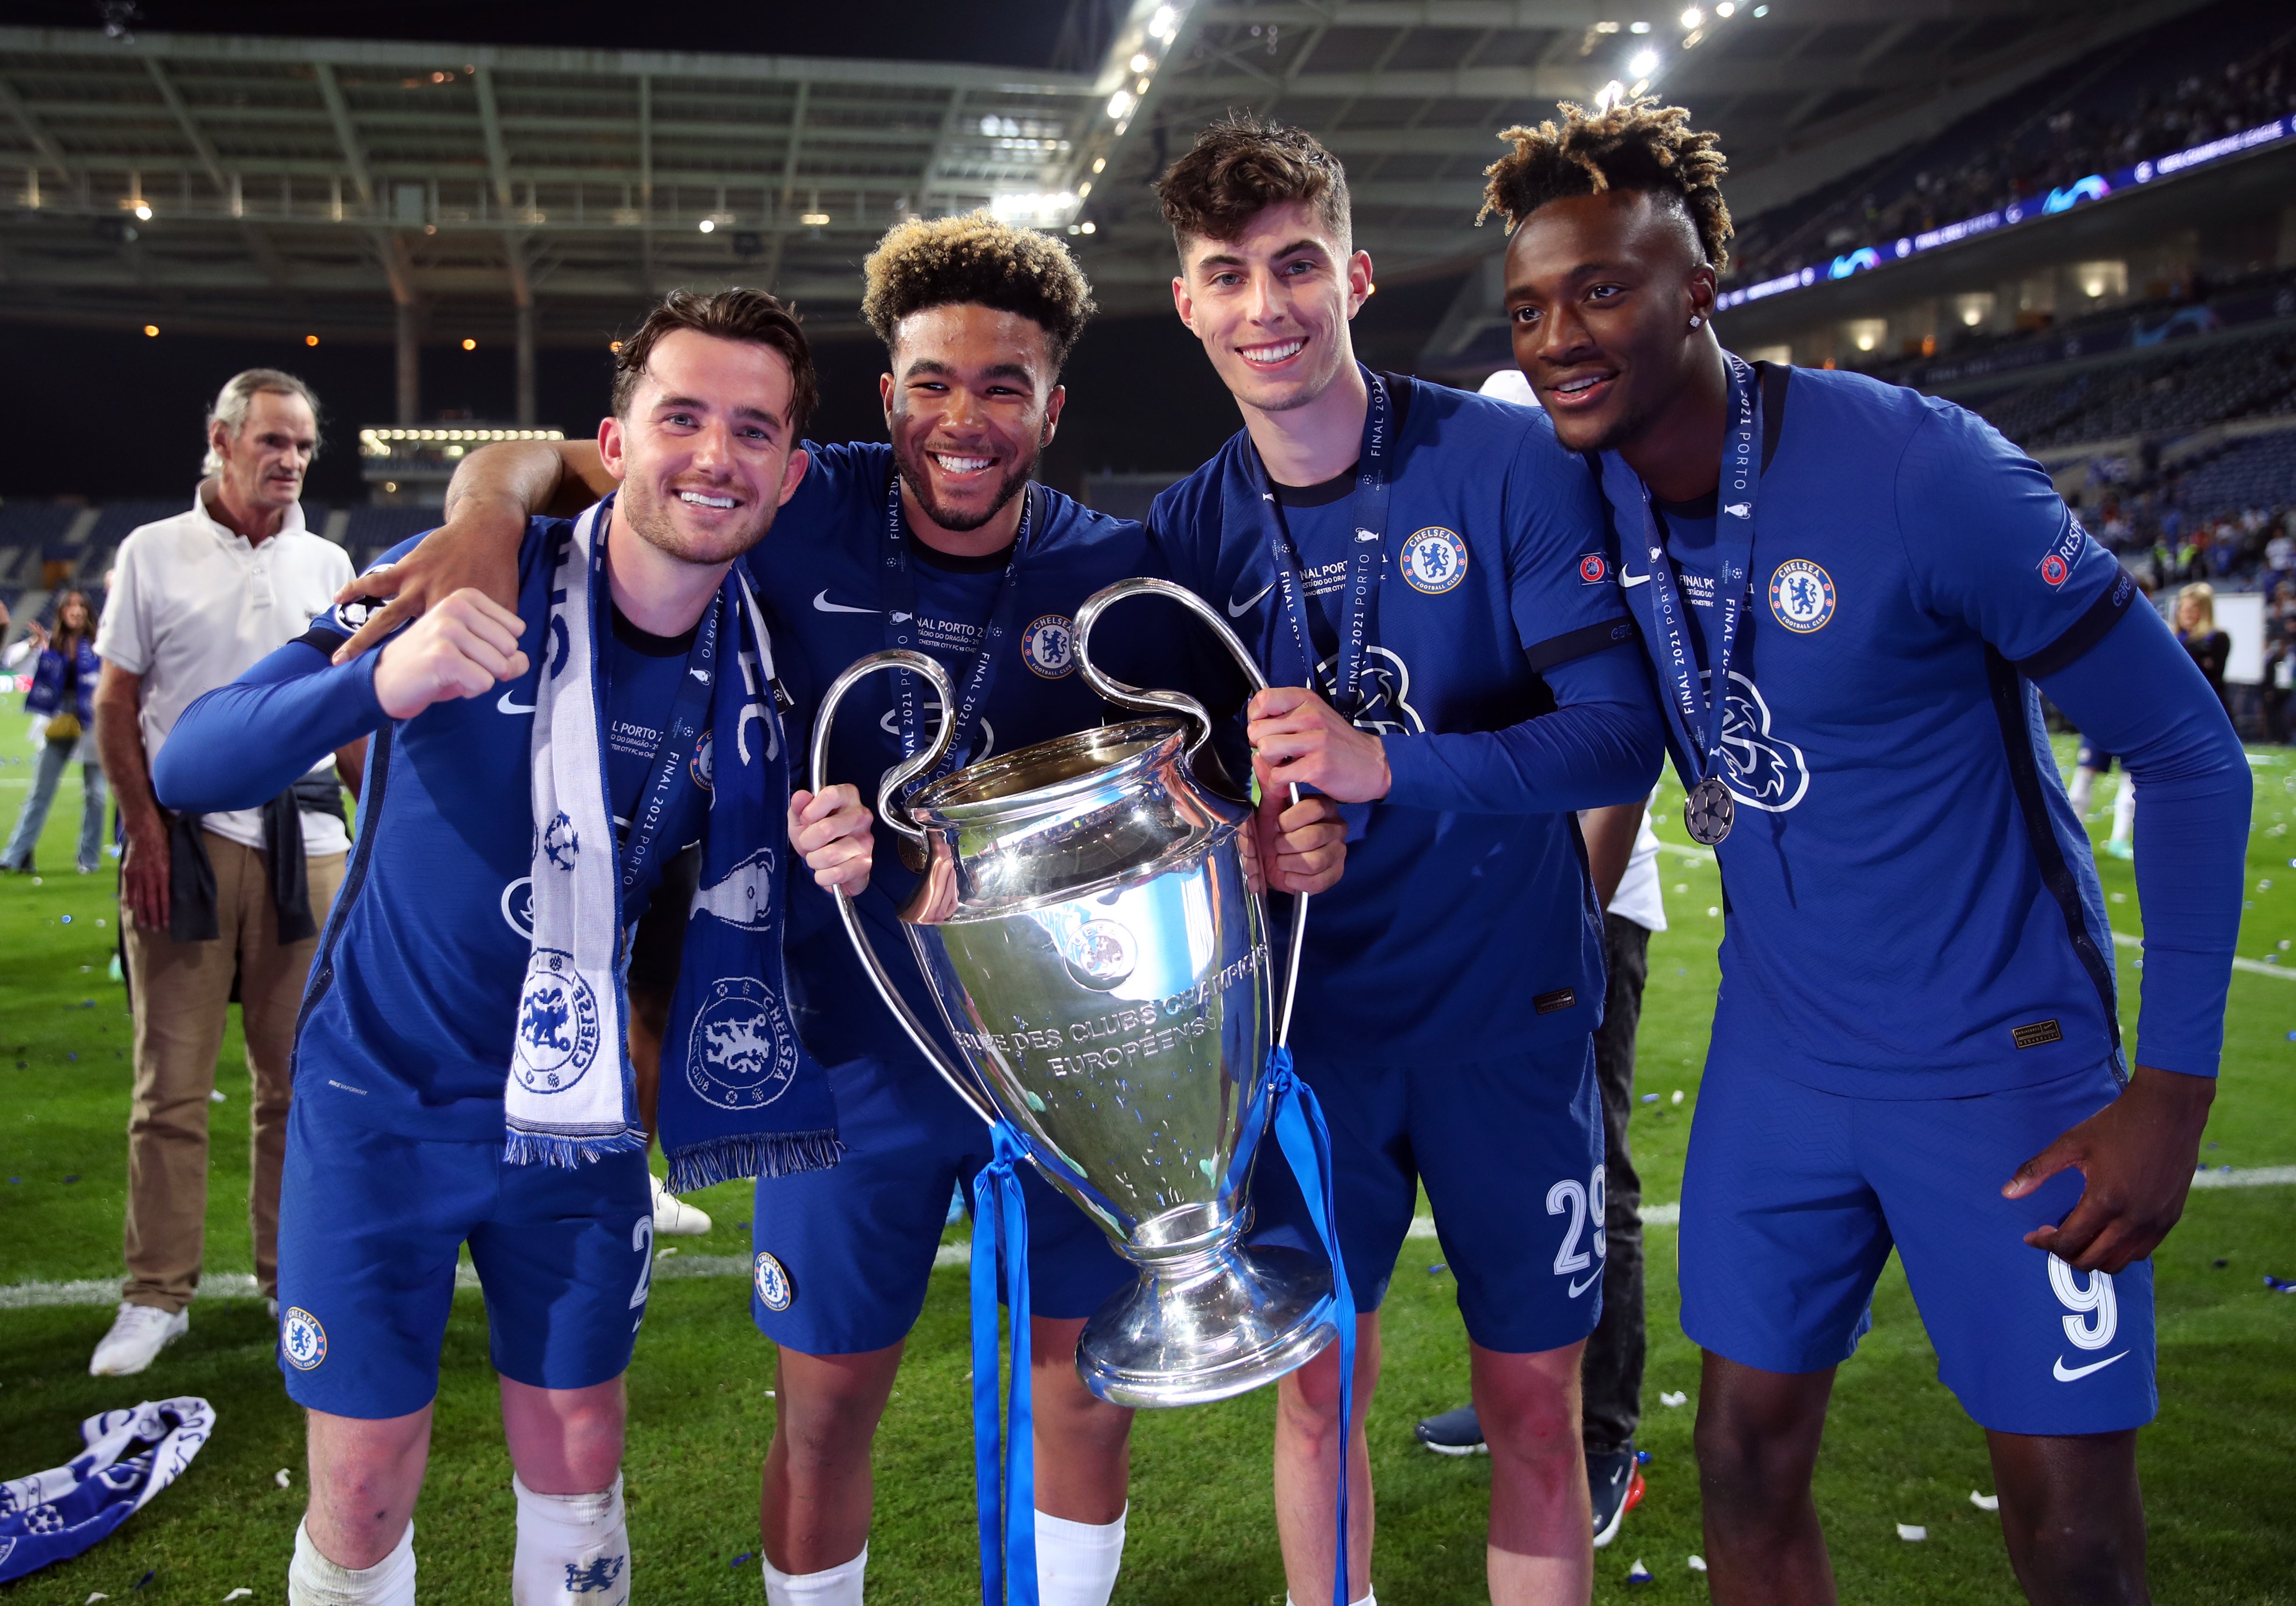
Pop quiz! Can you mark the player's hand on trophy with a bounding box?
[1253,768,1347,896]
[788,783,876,895]
[1246,686,1392,803]
[2003,1063,2215,1273]
[371,588,532,720]
[329,493,527,663]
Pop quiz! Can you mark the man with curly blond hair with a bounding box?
[1484,98,2244,1605]
[337,213,1349,1606]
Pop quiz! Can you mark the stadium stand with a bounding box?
[342,504,445,570]
[1727,0,2296,289]
[1964,331,2296,451]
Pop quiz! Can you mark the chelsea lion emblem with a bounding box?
[1021,614,1077,678]
[686,978,800,1109]
[281,1306,328,1371]
[513,950,600,1093]
[1768,559,1836,633]
[1400,528,1469,595]
[753,1250,794,1313]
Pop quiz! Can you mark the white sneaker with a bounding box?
[89,1301,188,1376]
[650,1173,713,1237]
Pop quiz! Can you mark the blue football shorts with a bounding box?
[275,1098,653,1419]
[747,1049,1134,1355]
[1681,1054,2156,1436]
[1249,1035,1607,1355]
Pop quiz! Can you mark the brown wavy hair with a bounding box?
[1155,113,1352,255]
[611,287,817,438]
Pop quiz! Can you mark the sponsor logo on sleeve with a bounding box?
[1400,527,1469,595]
[2039,522,2084,588]
[1767,559,1836,633]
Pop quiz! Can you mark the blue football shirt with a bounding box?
[153,517,711,1141]
[1607,365,2156,1094]
[1151,375,1659,1064]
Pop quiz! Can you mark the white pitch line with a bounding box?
[2110,929,2296,980]
[7,1176,2287,1310]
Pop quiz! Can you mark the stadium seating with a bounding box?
[343,504,446,570]
[1727,0,2296,289]
[1966,333,2296,452]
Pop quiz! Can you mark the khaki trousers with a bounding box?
[120,831,345,1312]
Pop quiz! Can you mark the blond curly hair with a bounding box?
[861,212,1096,370]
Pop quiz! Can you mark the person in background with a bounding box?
[2174,582,2229,714]
[86,368,364,1378]
[1,588,108,875]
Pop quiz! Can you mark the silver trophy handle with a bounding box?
[1073,577,1312,1050]
[806,650,1004,1129]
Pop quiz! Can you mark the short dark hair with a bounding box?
[611,287,818,438]
[1479,98,1733,272]
[1155,113,1352,257]
[860,213,1096,372]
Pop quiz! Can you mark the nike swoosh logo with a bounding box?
[1568,1272,1600,1298]
[498,691,536,715]
[1228,582,1275,619]
[2053,1351,2128,1382]
[812,590,880,615]
[1620,571,1652,588]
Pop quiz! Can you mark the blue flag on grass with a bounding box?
[0,1396,213,1582]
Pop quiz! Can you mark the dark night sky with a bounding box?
[0,274,1469,506]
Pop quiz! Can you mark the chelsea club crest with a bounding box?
[686,978,800,1109]
[1021,614,1077,678]
[753,1250,794,1313]
[1400,527,1469,595]
[690,730,715,790]
[281,1306,327,1371]
[513,950,600,1093]
[1767,559,1836,633]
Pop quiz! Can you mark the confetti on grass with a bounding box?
[1626,1558,1653,1583]
[1659,1390,1688,1407]
[1970,1490,1999,1511]
[1897,1523,1928,1541]
[275,1468,292,1487]
[1687,1555,1708,1572]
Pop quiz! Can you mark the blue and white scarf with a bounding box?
[0,1396,213,1582]
[506,501,838,1187]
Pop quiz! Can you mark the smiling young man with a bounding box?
[150,289,873,1606]
[321,215,1346,1606]
[1148,116,1666,1606]
[1483,100,2248,1605]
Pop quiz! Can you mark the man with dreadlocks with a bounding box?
[327,213,1349,1606]
[1483,97,2246,1604]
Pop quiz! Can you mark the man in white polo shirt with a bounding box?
[89,368,364,1377]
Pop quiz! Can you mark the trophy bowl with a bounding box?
[810,584,1338,1408]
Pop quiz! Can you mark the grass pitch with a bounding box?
[0,721,2291,1602]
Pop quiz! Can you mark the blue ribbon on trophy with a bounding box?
[970,1121,1039,1606]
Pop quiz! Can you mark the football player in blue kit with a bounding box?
[1148,117,1667,1606]
[327,214,1348,1606]
[1483,101,2246,1604]
[150,291,877,1606]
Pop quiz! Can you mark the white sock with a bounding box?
[2068,767,2096,815]
[289,1517,416,1606]
[762,1543,867,1606]
[2110,776,2136,844]
[1285,1592,1375,1606]
[1034,1506,1128,1606]
[512,1472,630,1605]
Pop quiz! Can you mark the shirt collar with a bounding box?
[191,478,307,550]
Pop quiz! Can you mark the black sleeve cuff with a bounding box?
[292,624,351,655]
[1523,613,1641,673]
[2015,570,2137,680]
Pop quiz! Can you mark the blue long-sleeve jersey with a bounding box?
[153,519,710,1141]
[1602,362,2246,1092]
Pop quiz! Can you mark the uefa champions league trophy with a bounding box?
[809,577,1337,1408]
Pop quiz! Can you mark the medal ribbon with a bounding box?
[881,473,1033,790]
[1247,366,1396,714]
[1607,356,1763,786]
[601,521,719,901]
[969,1120,1039,1606]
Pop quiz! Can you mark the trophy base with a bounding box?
[1076,1240,1337,1409]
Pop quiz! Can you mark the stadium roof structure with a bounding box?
[0,0,2223,397]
